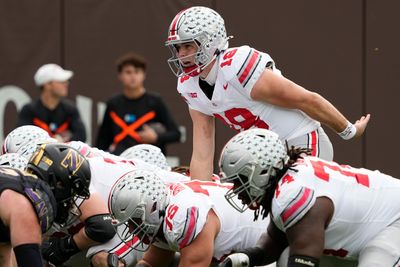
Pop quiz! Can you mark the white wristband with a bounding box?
[338,121,356,140]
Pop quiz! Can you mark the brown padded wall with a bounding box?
[216,0,363,168]
[0,0,61,133]
[63,0,213,163]
[365,0,400,176]
[0,0,399,176]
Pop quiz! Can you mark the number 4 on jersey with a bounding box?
[310,159,369,187]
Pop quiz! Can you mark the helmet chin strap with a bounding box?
[200,59,218,85]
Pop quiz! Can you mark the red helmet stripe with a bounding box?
[169,8,187,37]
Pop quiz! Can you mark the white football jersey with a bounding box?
[88,157,188,201]
[67,141,122,160]
[177,46,320,141]
[155,180,267,261]
[271,156,400,260]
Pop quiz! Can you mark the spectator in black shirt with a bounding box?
[96,53,181,155]
[17,64,86,142]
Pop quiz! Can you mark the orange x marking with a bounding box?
[33,118,70,136]
[109,111,156,145]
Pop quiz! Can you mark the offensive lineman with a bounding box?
[63,144,188,267]
[218,129,400,266]
[165,6,370,181]
[108,169,274,267]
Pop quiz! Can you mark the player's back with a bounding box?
[272,156,400,259]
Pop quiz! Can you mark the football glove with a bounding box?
[219,253,250,267]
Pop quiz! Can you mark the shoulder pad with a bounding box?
[219,46,275,95]
[163,191,211,250]
[21,173,57,233]
[271,174,316,231]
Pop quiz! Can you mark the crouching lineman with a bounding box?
[108,169,275,267]
[0,143,91,267]
[86,149,188,267]
[219,129,400,267]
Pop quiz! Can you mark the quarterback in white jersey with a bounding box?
[165,6,370,181]
[219,129,400,267]
[108,169,276,267]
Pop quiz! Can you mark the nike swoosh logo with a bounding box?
[223,83,228,90]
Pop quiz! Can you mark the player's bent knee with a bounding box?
[85,214,116,243]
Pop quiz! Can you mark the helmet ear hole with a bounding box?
[151,202,157,213]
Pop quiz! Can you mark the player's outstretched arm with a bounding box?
[250,69,370,140]
[137,244,176,267]
[219,218,287,267]
[42,193,115,266]
[1,190,43,267]
[189,108,215,181]
[179,209,220,267]
[285,197,334,266]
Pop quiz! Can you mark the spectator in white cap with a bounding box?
[16,63,86,142]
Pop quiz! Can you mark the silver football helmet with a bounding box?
[120,144,170,171]
[2,125,49,154]
[108,169,169,251]
[16,137,58,160]
[165,6,230,77]
[219,129,289,212]
[0,153,28,170]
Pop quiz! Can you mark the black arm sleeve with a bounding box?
[95,104,114,151]
[69,107,87,142]
[14,243,43,267]
[154,98,181,144]
[16,104,34,127]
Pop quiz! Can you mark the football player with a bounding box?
[108,169,276,267]
[80,149,188,267]
[165,6,370,181]
[0,143,91,267]
[120,144,171,171]
[218,129,400,267]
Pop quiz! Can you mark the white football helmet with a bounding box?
[0,153,28,170]
[16,137,58,160]
[108,169,169,251]
[2,125,50,154]
[165,6,230,77]
[219,129,289,212]
[120,144,171,171]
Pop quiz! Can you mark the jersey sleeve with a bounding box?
[220,45,278,99]
[177,92,213,116]
[271,175,316,231]
[162,192,211,250]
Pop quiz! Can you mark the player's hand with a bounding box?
[91,251,125,267]
[218,253,250,267]
[138,125,158,144]
[41,235,80,266]
[354,114,371,138]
